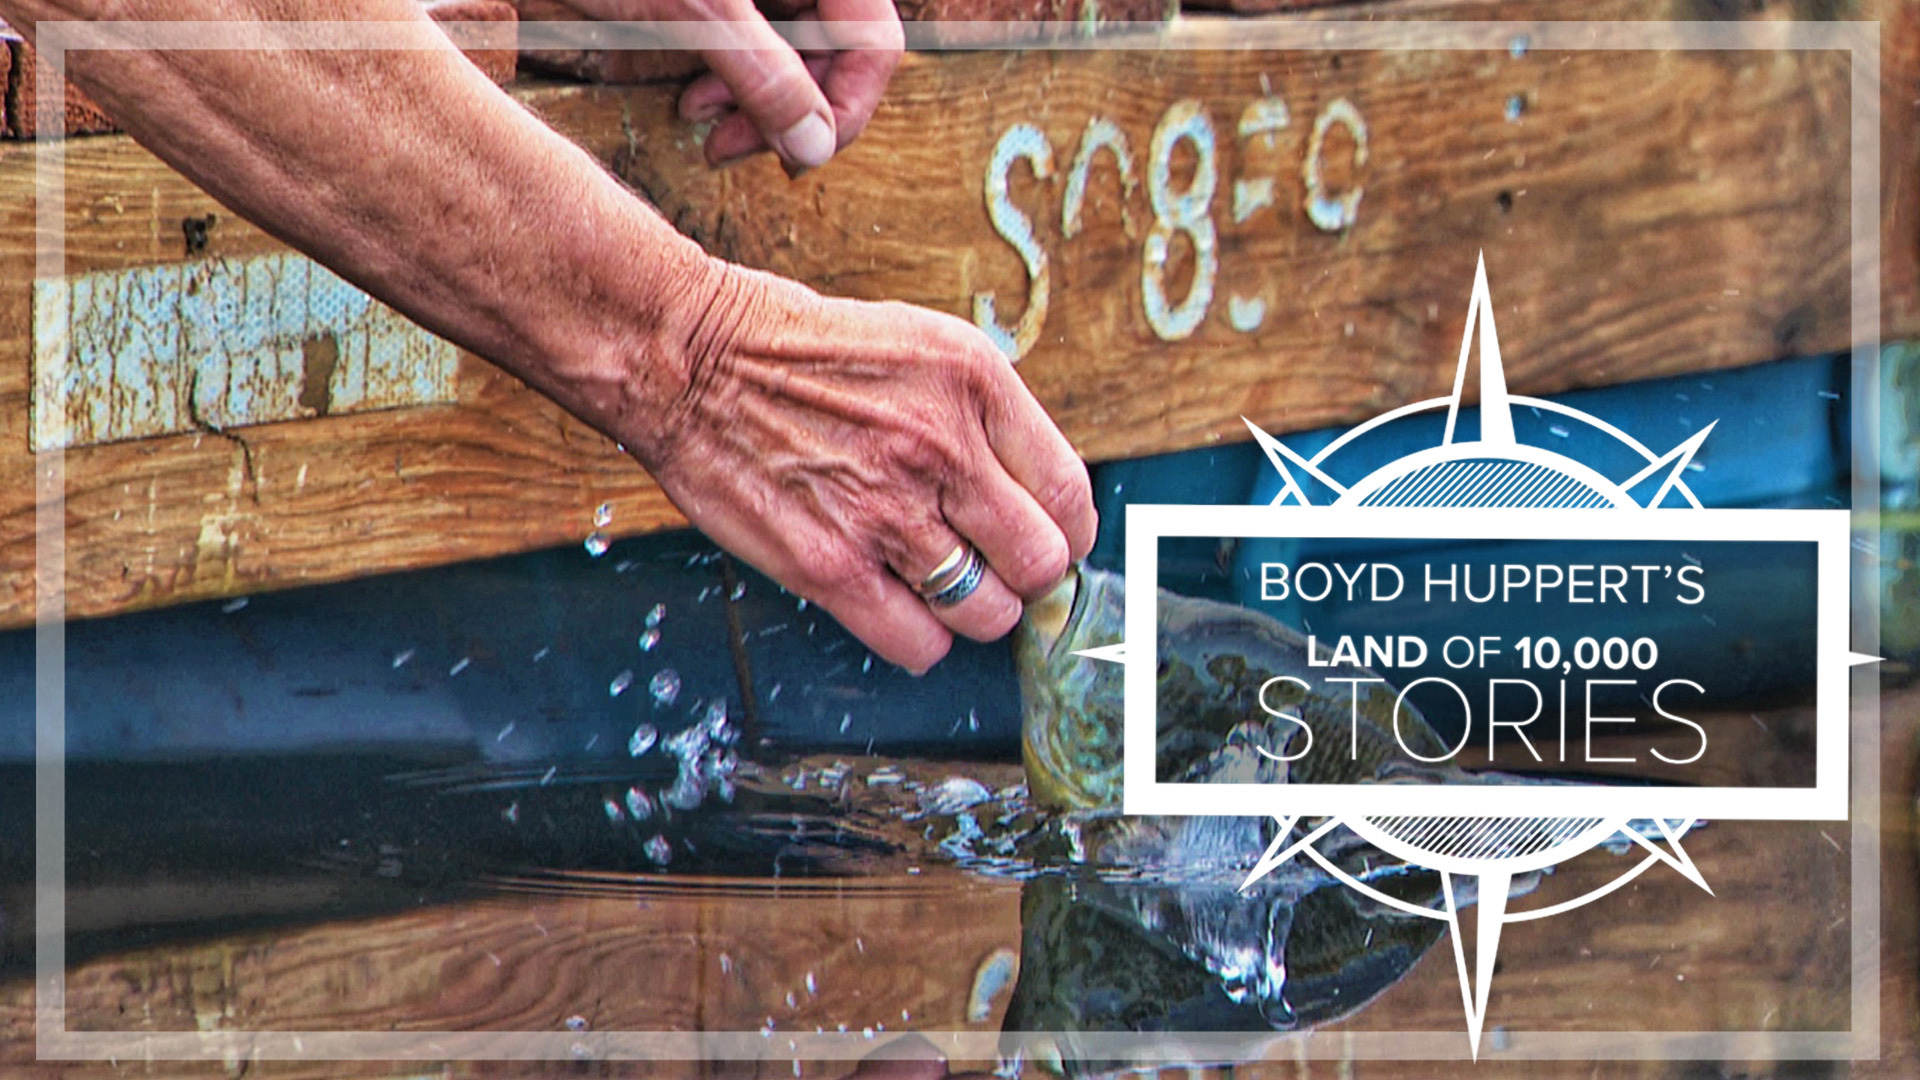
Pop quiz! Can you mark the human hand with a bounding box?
[621,259,1097,674]
[553,0,903,172]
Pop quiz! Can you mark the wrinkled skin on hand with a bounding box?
[617,262,1097,673]
[538,3,1092,670]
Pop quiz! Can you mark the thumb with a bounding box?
[700,15,838,171]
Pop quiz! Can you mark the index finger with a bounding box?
[977,347,1098,563]
[812,0,903,147]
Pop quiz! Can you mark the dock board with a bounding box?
[0,0,1911,626]
[1,685,1913,1079]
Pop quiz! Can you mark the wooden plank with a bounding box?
[610,3,1902,467]
[1,1,1912,627]
[0,0,520,140]
[0,82,683,628]
[509,0,1177,86]
[0,685,1911,1079]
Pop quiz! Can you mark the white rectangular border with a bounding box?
[1123,506,1850,821]
[30,18,1881,1065]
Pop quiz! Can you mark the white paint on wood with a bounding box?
[1062,117,1134,240]
[1228,294,1267,332]
[1233,95,1291,224]
[974,123,1054,363]
[1142,99,1218,342]
[1304,97,1368,233]
[32,251,457,451]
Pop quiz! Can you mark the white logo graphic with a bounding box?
[1087,255,1862,1056]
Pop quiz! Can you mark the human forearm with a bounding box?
[0,0,714,444]
[4,0,1097,672]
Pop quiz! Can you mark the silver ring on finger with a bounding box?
[916,543,985,609]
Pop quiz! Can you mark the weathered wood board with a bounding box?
[510,0,1179,86]
[1,680,1912,1079]
[0,1,1912,627]
[0,1,521,140]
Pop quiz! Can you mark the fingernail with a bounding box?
[773,113,835,172]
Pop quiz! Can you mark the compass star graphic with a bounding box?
[1076,254,1867,1058]
[1169,255,1723,1055]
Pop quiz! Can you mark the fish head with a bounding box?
[1015,565,1458,816]
[1013,565,1128,813]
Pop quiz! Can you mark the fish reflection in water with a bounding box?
[985,564,1690,1074]
[3,555,1713,1078]
[1002,867,1444,1076]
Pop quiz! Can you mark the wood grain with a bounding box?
[0,679,1911,1079]
[508,0,1178,86]
[0,2,1912,627]
[0,2,519,140]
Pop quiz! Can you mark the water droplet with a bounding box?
[968,708,980,732]
[495,721,515,743]
[862,655,872,674]
[644,834,673,865]
[391,648,415,669]
[565,1015,589,1032]
[646,603,666,628]
[539,765,558,786]
[1548,424,1571,438]
[221,596,249,614]
[839,713,852,734]
[920,776,994,815]
[638,627,661,652]
[650,669,682,707]
[702,700,736,745]
[662,769,705,810]
[1504,94,1525,122]
[769,682,783,703]
[531,646,549,663]
[805,971,817,995]
[449,657,471,677]
[592,502,613,528]
[628,723,658,757]
[796,598,809,612]
[730,581,746,602]
[602,797,624,823]
[584,532,610,558]
[862,1027,874,1039]
[610,669,634,697]
[1509,35,1528,58]
[625,785,654,821]
[502,801,519,824]
[719,952,733,975]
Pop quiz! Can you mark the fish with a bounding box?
[1014,563,1456,818]
[1000,565,1586,1074]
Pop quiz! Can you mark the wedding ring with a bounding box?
[916,544,985,609]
